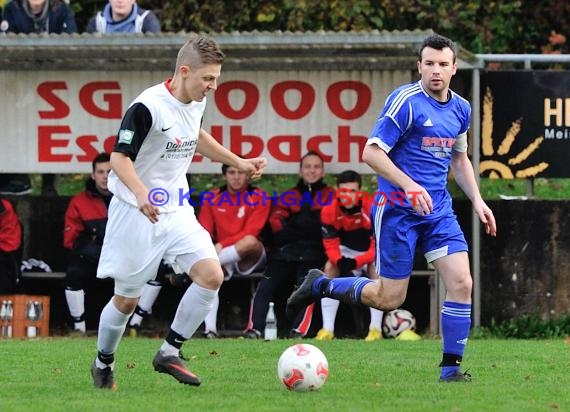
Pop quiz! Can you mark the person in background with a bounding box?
[197,162,270,338]
[0,197,22,294]
[244,151,334,339]
[85,0,160,34]
[1,0,77,33]
[315,170,385,341]
[287,34,496,383]
[63,153,112,333]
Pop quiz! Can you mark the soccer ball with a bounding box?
[382,309,416,338]
[277,344,329,391]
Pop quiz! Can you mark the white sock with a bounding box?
[65,289,86,332]
[321,298,340,332]
[138,282,162,314]
[97,300,131,356]
[369,308,384,331]
[218,245,240,266]
[129,282,162,327]
[204,294,219,334]
[129,313,144,327]
[170,283,218,339]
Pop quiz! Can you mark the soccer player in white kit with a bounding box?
[91,34,266,389]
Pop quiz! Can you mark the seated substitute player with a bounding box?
[315,170,385,341]
[198,162,270,338]
[287,34,496,383]
[63,152,113,333]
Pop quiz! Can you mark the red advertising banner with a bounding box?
[0,70,410,174]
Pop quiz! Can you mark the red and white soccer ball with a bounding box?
[277,343,329,391]
[382,309,416,338]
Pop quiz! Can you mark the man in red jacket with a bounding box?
[63,152,112,333]
[315,170,384,341]
[197,163,271,337]
[0,197,22,294]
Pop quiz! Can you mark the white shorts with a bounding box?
[97,197,218,298]
[224,248,267,280]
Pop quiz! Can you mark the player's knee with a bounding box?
[323,260,338,278]
[190,260,224,290]
[448,272,472,299]
[112,296,138,315]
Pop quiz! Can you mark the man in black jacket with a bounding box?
[244,151,335,338]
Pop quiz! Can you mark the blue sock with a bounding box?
[312,276,373,305]
[440,301,471,379]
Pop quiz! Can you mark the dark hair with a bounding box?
[418,34,457,63]
[336,170,361,187]
[92,152,110,172]
[300,150,324,167]
[222,154,245,174]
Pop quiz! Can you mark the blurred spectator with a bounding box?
[1,0,78,195]
[63,153,112,333]
[86,0,160,34]
[244,151,334,339]
[0,197,22,294]
[197,163,270,338]
[1,0,77,33]
[315,170,384,341]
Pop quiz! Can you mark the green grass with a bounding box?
[1,337,568,411]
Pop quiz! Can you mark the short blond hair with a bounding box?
[175,34,225,71]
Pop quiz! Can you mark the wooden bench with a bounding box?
[21,271,66,280]
[233,269,441,335]
[20,269,441,335]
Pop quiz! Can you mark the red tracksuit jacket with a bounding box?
[198,186,270,246]
[320,196,375,268]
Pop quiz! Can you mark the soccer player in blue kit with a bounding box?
[287,34,496,382]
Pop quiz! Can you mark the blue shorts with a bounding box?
[371,192,468,279]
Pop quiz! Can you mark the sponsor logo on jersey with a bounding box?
[161,136,197,160]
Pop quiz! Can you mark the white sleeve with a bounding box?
[453,132,468,153]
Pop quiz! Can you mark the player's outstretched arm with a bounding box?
[196,129,266,180]
[450,151,497,237]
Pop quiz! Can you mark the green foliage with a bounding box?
[474,314,570,339]
[69,1,569,55]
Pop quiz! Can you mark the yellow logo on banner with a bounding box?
[480,87,549,178]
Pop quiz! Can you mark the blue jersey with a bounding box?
[367,80,470,211]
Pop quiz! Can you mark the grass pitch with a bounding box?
[1,337,568,412]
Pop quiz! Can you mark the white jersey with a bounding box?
[108,80,205,213]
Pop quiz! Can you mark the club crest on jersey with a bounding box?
[118,129,134,144]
